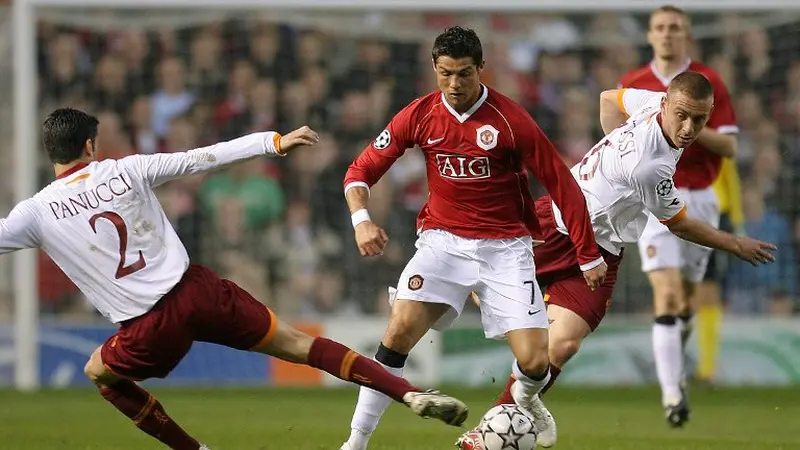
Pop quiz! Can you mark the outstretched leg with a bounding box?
[249,310,467,435]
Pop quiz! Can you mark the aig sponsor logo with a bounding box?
[435,154,491,180]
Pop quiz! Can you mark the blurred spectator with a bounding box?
[725,186,796,314]
[91,55,130,116]
[188,30,227,103]
[200,160,285,239]
[734,89,767,166]
[736,26,781,98]
[128,96,159,154]
[151,57,195,138]
[117,30,155,95]
[215,59,256,132]
[164,116,198,153]
[42,33,88,103]
[249,24,293,84]
[557,87,596,166]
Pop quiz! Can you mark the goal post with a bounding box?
[11,0,800,391]
[12,0,40,392]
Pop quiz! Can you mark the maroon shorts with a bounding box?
[533,197,623,331]
[100,264,277,380]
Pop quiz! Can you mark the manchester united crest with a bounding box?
[408,274,424,291]
[476,124,499,151]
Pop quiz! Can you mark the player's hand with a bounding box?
[733,236,776,266]
[355,221,389,257]
[278,125,320,154]
[582,261,608,292]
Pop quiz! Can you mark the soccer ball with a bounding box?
[478,404,538,450]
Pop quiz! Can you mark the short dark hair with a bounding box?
[668,71,713,101]
[431,26,483,66]
[650,5,691,29]
[42,108,99,164]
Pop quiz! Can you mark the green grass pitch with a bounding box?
[0,386,798,449]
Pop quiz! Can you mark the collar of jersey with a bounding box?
[649,58,692,87]
[56,161,89,180]
[441,84,489,123]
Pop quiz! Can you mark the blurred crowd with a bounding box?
[32,11,800,319]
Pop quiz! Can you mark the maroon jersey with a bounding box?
[344,86,602,268]
[619,60,738,190]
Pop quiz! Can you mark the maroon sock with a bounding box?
[307,337,419,402]
[540,365,562,396]
[99,380,200,450]
[494,375,516,406]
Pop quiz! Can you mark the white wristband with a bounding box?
[351,209,371,228]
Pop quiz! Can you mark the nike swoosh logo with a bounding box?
[528,309,541,316]
[427,137,445,144]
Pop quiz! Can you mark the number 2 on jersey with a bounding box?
[89,211,146,279]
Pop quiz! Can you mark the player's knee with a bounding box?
[382,301,439,353]
[83,359,100,383]
[549,337,582,367]
[516,352,550,378]
[653,287,683,315]
[256,321,315,364]
[84,348,111,385]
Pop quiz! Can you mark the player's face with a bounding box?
[647,12,689,60]
[660,91,713,148]
[433,56,483,112]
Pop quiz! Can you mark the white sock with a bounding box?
[347,363,404,450]
[653,319,683,406]
[511,359,551,398]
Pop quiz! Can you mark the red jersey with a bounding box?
[344,86,602,268]
[619,60,738,190]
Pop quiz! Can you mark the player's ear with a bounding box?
[476,59,485,72]
[84,138,95,160]
[431,57,437,72]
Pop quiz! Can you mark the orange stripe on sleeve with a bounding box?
[616,89,628,115]
[660,205,688,226]
[249,307,279,351]
[273,133,283,155]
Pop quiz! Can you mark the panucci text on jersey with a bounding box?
[48,173,133,220]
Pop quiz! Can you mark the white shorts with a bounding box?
[638,187,720,283]
[389,229,547,340]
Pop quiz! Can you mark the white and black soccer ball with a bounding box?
[478,404,538,450]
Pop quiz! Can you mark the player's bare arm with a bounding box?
[343,96,418,259]
[693,127,737,157]
[599,89,629,135]
[517,110,606,291]
[345,186,389,257]
[666,215,775,266]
